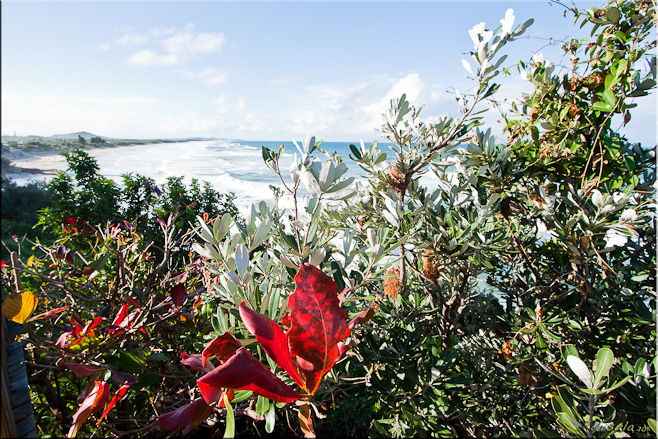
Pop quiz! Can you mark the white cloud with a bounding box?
[181,67,228,85]
[236,97,246,112]
[127,50,181,67]
[162,31,225,56]
[118,25,226,68]
[117,34,149,46]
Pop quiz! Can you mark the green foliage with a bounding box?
[37,150,239,265]
[4,0,655,437]
[1,176,55,260]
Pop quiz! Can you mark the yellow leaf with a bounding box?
[2,292,38,324]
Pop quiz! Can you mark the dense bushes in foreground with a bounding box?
[1,0,655,437]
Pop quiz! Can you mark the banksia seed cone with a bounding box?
[422,249,439,283]
[388,166,409,196]
[383,267,401,298]
[501,341,514,362]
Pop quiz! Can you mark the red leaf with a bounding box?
[239,303,305,389]
[63,363,104,377]
[126,297,141,308]
[197,348,302,404]
[30,305,70,321]
[110,308,141,336]
[192,294,203,310]
[336,342,351,363]
[97,381,131,425]
[67,381,110,438]
[348,306,376,330]
[201,332,242,368]
[111,304,129,327]
[56,332,72,347]
[287,263,350,394]
[170,283,186,309]
[158,397,215,435]
[180,353,215,373]
[70,313,85,329]
[81,316,103,336]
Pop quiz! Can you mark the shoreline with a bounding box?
[2,141,200,184]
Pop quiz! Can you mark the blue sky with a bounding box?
[2,1,655,145]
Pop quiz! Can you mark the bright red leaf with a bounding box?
[197,348,302,404]
[287,263,351,394]
[201,332,242,368]
[239,303,305,389]
[108,304,139,336]
[67,381,109,438]
[97,381,131,425]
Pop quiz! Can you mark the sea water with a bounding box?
[15,139,403,214]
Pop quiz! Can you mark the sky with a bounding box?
[2,1,656,145]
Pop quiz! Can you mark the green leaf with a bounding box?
[265,404,276,433]
[604,375,632,393]
[256,395,270,416]
[592,101,613,112]
[605,7,620,23]
[213,213,233,243]
[349,144,362,160]
[231,390,253,404]
[602,89,616,107]
[224,394,235,438]
[567,355,593,388]
[648,418,656,434]
[592,348,613,389]
[146,352,171,362]
[85,252,111,280]
[117,350,146,374]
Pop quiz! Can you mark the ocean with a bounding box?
[14,139,402,214]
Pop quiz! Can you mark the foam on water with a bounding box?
[8,139,444,214]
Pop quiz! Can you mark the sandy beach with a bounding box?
[2,144,157,183]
